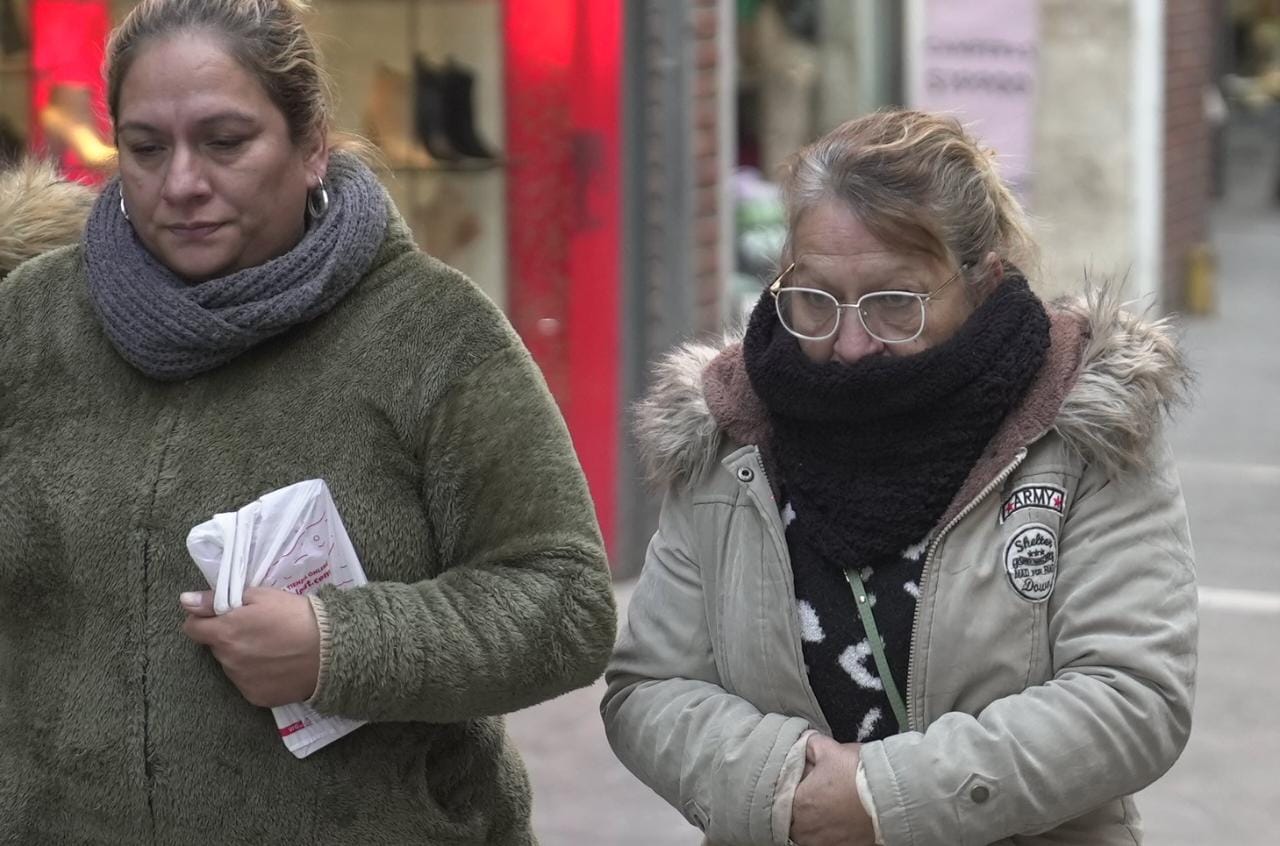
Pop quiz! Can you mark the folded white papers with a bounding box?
[187,479,367,759]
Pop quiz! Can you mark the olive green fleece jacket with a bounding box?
[0,198,617,843]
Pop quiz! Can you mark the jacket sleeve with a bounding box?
[307,341,617,722]
[858,437,1198,846]
[601,487,812,846]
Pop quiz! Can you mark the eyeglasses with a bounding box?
[767,261,970,344]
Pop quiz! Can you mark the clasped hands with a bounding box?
[789,734,877,846]
[180,587,321,708]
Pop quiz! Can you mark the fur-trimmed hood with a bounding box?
[0,159,95,279]
[635,288,1191,493]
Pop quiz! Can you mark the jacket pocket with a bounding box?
[712,506,773,696]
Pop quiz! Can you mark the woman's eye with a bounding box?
[878,293,917,310]
[209,138,246,151]
[130,144,163,157]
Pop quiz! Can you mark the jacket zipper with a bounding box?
[140,531,157,837]
[140,393,188,841]
[904,448,1028,731]
[753,451,773,496]
[747,450,832,734]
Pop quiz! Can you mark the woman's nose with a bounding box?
[831,309,885,364]
[161,147,211,204]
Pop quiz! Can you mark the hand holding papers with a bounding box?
[186,479,368,758]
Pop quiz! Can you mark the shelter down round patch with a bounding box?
[1004,523,1058,602]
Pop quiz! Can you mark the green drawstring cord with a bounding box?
[843,565,910,732]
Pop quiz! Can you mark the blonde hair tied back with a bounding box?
[781,109,1040,288]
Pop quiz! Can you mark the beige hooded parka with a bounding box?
[603,293,1196,846]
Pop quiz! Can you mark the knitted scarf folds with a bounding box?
[84,151,388,381]
[742,273,1050,742]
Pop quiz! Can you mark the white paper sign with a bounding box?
[909,0,1040,202]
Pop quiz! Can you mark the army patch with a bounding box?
[1004,523,1058,602]
[999,483,1066,524]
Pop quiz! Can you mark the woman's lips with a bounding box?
[168,222,224,240]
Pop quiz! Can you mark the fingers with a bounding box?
[241,586,288,605]
[180,591,222,647]
[807,733,839,763]
[182,613,222,646]
[179,590,217,617]
[805,734,821,766]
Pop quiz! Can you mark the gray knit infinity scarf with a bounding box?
[84,151,388,381]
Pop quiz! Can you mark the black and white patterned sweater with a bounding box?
[783,495,927,744]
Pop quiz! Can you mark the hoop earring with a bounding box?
[119,186,130,222]
[307,178,330,220]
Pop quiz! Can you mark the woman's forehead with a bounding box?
[790,201,945,275]
[793,250,935,277]
[119,33,260,111]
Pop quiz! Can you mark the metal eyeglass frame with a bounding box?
[767,261,972,344]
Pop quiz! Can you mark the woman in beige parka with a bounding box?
[602,110,1197,846]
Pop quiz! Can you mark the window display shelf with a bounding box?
[313,0,508,305]
[316,0,504,172]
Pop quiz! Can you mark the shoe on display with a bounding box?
[40,84,116,170]
[440,57,498,161]
[363,63,434,170]
[413,55,462,164]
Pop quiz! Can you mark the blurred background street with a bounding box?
[1136,110,1280,846]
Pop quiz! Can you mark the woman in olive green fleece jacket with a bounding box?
[0,2,615,843]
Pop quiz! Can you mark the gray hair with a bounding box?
[105,0,333,148]
[781,109,1040,289]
